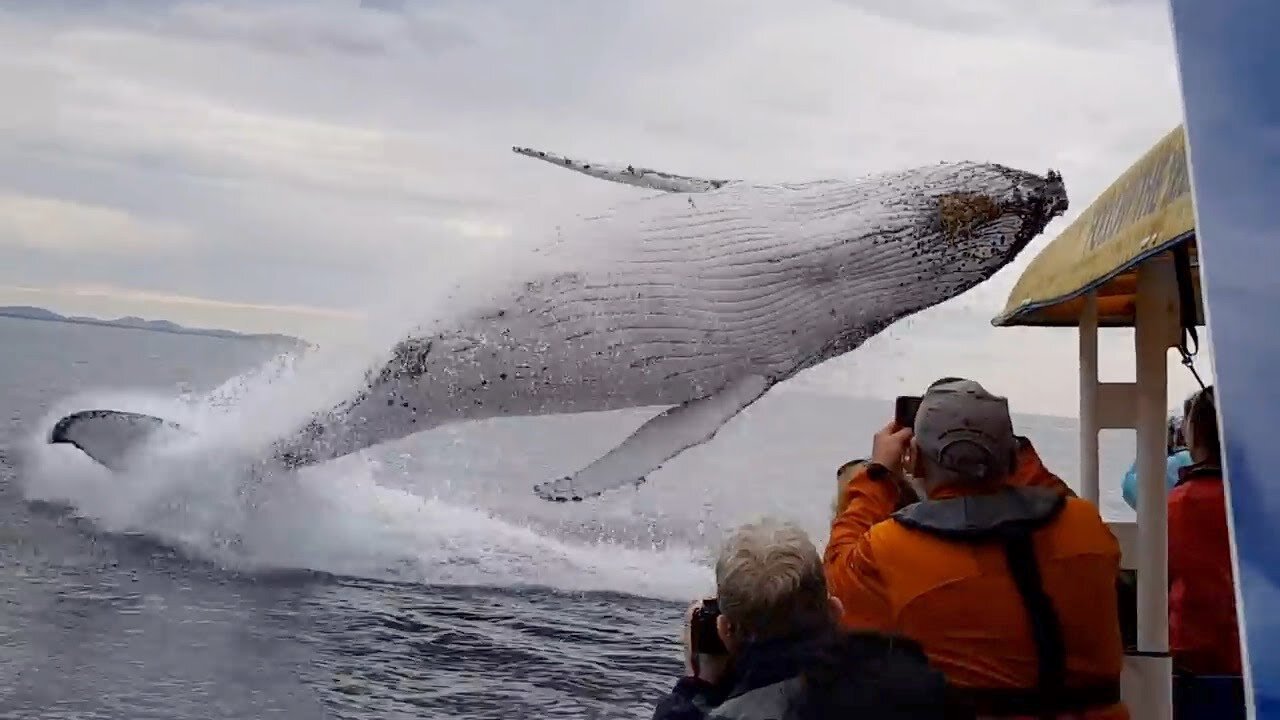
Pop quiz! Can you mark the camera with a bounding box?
[895,395,922,430]
[690,598,727,656]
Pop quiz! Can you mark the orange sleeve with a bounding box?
[824,465,899,631]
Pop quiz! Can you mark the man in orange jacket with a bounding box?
[832,381,1073,521]
[833,434,1073,519]
[825,379,1126,719]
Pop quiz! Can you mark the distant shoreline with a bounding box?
[0,305,304,345]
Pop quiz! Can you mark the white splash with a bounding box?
[17,339,716,603]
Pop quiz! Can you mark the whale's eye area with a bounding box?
[938,193,1003,241]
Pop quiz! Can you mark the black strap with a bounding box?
[1002,533,1067,714]
[945,683,1122,717]
[943,536,1123,717]
[949,533,1124,717]
[1172,242,1207,390]
[1116,570,1139,653]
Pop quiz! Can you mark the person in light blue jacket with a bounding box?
[1121,399,1195,510]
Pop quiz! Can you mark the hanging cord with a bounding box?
[1172,241,1207,390]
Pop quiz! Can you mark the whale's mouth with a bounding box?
[936,169,1067,249]
[931,169,1068,274]
[1002,169,1069,260]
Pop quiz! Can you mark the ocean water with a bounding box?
[0,315,1137,719]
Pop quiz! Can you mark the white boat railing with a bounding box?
[1080,252,1182,720]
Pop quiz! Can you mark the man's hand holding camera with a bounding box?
[871,421,913,473]
[870,421,921,509]
[682,599,731,685]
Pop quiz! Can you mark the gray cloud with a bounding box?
[0,0,1189,412]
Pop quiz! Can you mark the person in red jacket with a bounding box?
[1168,385,1242,676]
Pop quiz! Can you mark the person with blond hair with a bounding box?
[654,518,950,720]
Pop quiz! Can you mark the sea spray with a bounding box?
[16,216,716,601]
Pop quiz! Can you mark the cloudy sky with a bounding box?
[0,0,1209,415]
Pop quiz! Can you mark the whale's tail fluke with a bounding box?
[511,145,732,193]
[49,409,190,471]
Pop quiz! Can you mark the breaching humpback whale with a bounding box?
[49,146,1068,501]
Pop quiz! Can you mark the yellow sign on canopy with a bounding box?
[993,126,1199,328]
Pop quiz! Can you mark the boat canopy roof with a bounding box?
[992,126,1202,328]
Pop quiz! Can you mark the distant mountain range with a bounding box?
[0,305,304,345]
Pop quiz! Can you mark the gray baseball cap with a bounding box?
[914,379,1017,483]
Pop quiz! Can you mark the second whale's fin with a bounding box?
[512,145,732,193]
[49,409,191,471]
[533,374,770,502]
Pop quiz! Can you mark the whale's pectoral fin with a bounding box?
[533,374,771,502]
[511,145,732,194]
[49,409,191,471]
